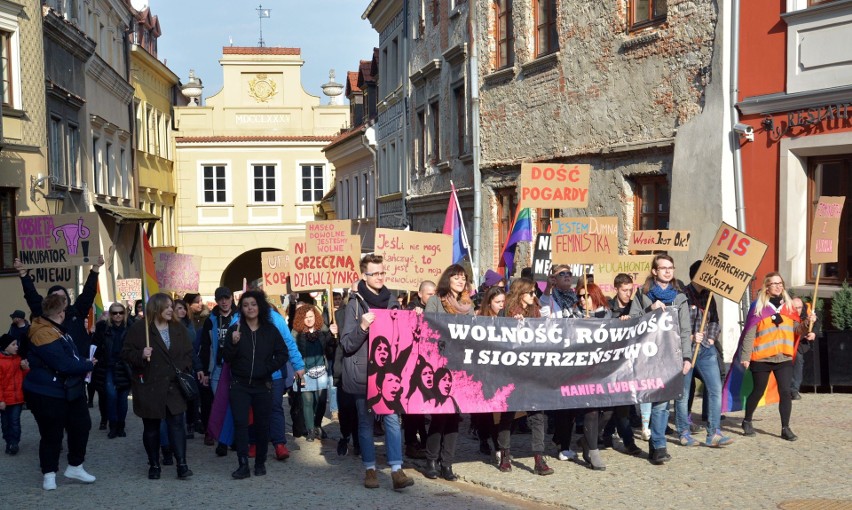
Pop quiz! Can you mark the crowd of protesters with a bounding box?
[1,251,817,492]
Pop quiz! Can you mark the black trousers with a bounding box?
[581,408,613,449]
[551,409,575,451]
[403,414,427,447]
[199,385,214,432]
[425,414,459,463]
[25,391,91,474]
[336,387,359,446]
[230,381,272,461]
[745,360,794,428]
[143,412,186,465]
[497,411,546,454]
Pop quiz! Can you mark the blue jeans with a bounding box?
[1,403,23,445]
[355,396,402,469]
[328,385,338,414]
[104,369,129,425]
[675,346,722,436]
[269,377,287,445]
[649,400,670,450]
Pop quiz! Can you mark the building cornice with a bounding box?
[131,44,179,85]
[86,54,135,105]
[42,7,96,62]
[738,86,852,115]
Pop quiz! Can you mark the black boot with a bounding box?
[147,452,161,480]
[440,463,458,481]
[781,427,798,441]
[99,418,107,431]
[423,459,439,479]
[117,421,126,438]
[161,446,174,466]
[232,456,251,479]
[108,422,118,439]
[742,420,756,437]
[176,459,193,479]
[254,461,267,476]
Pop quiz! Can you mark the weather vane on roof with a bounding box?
[257,4,271,47]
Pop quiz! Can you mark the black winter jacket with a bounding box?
[222,321,287,384]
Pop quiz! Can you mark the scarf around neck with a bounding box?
[552,287,577,312]
[441,292,473,315]
[358,279,391,310]
[646,283,678,305]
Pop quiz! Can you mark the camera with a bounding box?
[733,122,754,142]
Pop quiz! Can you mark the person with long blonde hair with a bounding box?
[504,277,541,319]
[739,272,813,441]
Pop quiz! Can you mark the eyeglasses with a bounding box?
[110,311,124,315]
[527,290,536,296]
[577,294,587,299]
[364,271,386,277]
[768,282,784,287]
[656,266,675,271]
[555,271,571,278]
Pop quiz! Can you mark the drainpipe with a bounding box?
[362,124,378,238]
[730,0,750,318]
[469,8,482,282]
[401,0,409,228]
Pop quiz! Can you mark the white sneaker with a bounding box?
[557,449,577,461]
[64,464,96,483]
[43,472,57,490]
[641,428,652,441]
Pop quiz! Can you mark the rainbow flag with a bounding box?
[141,229,159,298]
[442,181,470,263]
[87,281,105,332]
[722,301,782,412]
[498,205,532,277]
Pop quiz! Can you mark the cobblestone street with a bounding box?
[2,393,850,509]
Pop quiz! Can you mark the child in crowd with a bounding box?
[0,333,29,455]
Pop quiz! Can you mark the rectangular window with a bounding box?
[105,142,114,195]
[454,87,466,156]
[417,110,426,171]
[92,137,101,194]
[433,0,440,25]
[67,124,79,187]
[353,175,360,218]
[633,175,670,230]
[536,208,560,235]
[1,30,12,107]
[495,187,517,261]
[808,156,852,283]
[202,165,228,203]
[301,164,324,203]
[495,0,514,69]
[120,148,128,198]
[430,101,440,162]
[49,116,64,185]
[0,188,15,271]
[252,164,277,203]
[630,0,667,30]
[146,105,156,154]
[535,0,558,57]
[135,100,144,151]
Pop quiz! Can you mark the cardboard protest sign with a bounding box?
[16,212,101,268]
[551,217,619,264]
[531,234,552,281]
[305,220,353,254]
[288,236,361,291]
[260,250,290,296]
[520,163,590,209]
[809,196,845,264]
[116,278,142,302]
[375,228,452,292]
[29,266,75,289]
[693,222,767,302]
[154,253,201,295]
[628,230,691,252]
[591,256,654,297]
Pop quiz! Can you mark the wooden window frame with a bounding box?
[301,164,325,203]
[0,187,16,272]
[1,31,12,108]
[536,208,560,235]
[429,101,440,162]
[417,109,426,171]
[633,175,670,230]
[629,0,667,31]
[202,164,228,204]
[495,187,517,255]
[495,0,514,69]
[807,156,852,284]
[534,0,558,57]
[453,86,466,156]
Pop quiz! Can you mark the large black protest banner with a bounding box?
[367,309,683,414]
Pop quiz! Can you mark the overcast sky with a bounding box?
[150,0,377,103]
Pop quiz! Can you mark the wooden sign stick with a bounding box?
[690,291,715,366]
[584,272,590,318]
[809,264,821,333]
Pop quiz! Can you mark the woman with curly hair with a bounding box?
[292,305,337,442]
[422,264,474,481]
[504,277,541,319]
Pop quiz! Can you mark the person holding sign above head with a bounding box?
[679,261,733,448]
[339,254,414,491]
[630,254,693,465]
[739,273,814,441]
[422,264,475,482]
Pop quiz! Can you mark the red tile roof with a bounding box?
[323,125,367,151]
[176,135,335,143]
[346,71,360,96]
[222,46,300,55]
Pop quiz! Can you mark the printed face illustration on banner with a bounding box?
[366,309,683,414]
[16,213,101,268]
[693,222,768,302]
[809,196,845,264]
[375,228,452,292]
[520,162,590,209]
[551,217,619,264]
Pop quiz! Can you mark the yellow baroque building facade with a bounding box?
[174,46,348,294]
